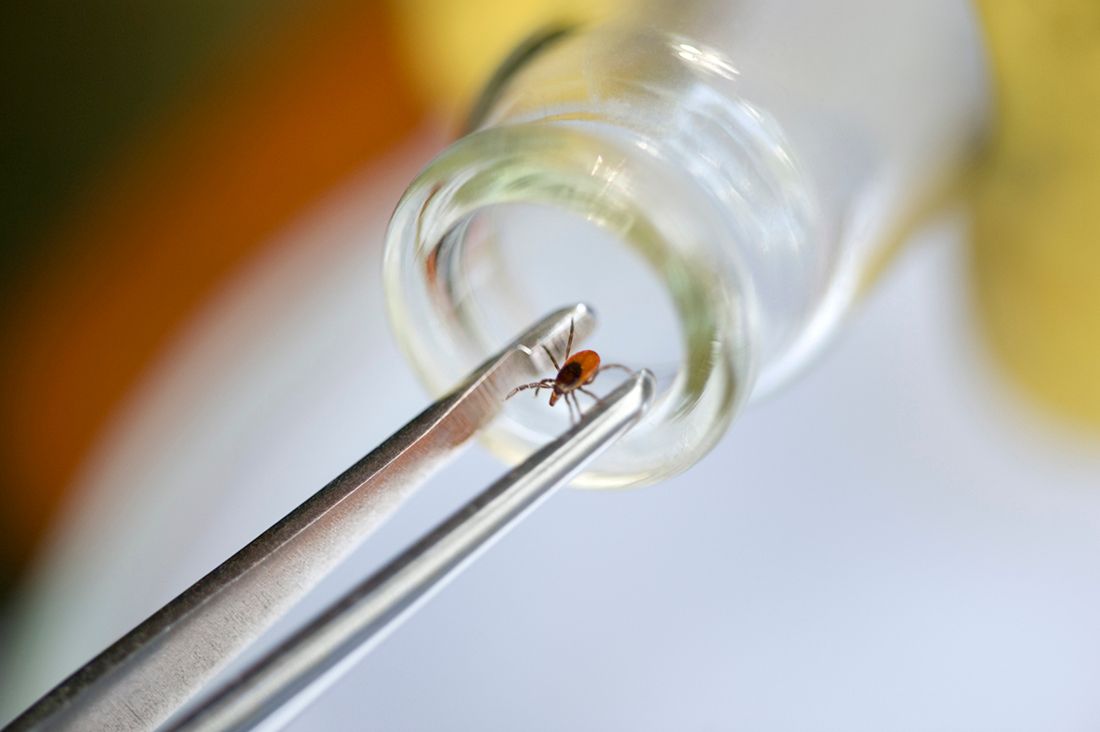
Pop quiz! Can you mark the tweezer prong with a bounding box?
[6,304,608,732]
[172,369,655,732]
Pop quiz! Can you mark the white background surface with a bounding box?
[3,140,1100,731]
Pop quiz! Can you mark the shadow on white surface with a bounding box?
[3,150,1100,730]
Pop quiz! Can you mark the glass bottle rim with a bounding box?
[383,121,753,487]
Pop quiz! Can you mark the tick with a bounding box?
[506,319,630,423]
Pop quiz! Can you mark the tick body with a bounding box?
[506,319,630,423]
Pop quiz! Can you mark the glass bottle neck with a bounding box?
[384,14,989,487]
[384,113,746,487]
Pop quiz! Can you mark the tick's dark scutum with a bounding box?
[557,361,583,387]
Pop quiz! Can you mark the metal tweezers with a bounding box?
[7,304,654,732]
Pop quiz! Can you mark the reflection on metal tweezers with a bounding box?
[7,304,654,732]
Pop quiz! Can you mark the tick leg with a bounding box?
[577,387,600,403]
[544,317,575,369]
[541,345,561,371]
[564,317,575,362]
[559,392,576,423]
[595,363,632,379]
[506,382,540,399]
[569,392,585,422]
[568,394,581,424]
[508,380,555,399]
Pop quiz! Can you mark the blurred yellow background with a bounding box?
[971,0,1100,425]
[0,0,1097,599]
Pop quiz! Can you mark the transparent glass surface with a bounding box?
[384,122,746,487]
[384,4,988,487]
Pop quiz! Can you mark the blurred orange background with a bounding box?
[0,0,612,595]
[1,0,1098,600]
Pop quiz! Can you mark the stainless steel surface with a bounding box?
[171,370,655,732]
[6,305,595,732]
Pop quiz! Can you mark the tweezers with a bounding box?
[7,304,655,732]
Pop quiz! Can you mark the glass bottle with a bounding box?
[383,0,991,487]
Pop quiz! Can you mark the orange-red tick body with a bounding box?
[505,319,630,423]
[548,349,600,406]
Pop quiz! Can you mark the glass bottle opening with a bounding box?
[383,123,751,487]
